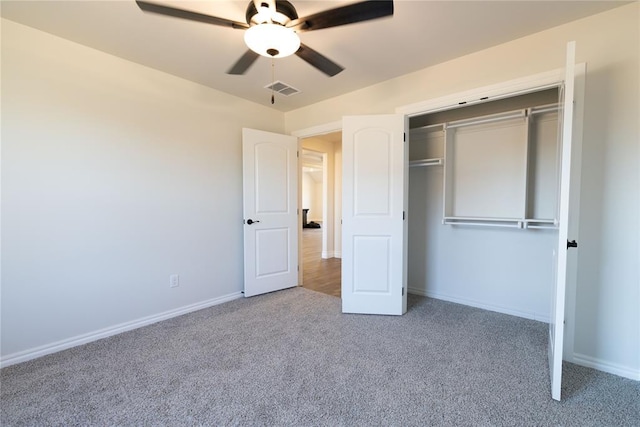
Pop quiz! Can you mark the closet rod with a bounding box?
[443,219,523,229]
[526,224,558,230]
[443,217,525,228]
[409,158,443,167]
[524,218,558,230]
[530,104,559,115]
[414,123,444,131]
[524,218,556,224]
[446,110,525,130]
[444,216,523,222]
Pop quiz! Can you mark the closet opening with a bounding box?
[406,87,562,322]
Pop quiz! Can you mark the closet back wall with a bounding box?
[408,166,556,321]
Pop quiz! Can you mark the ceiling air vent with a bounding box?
[265,81,301,97]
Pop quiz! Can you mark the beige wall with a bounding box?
[286,4,639,378]
[1,19,284,359]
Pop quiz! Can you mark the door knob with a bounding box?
[246,219,260,225]
[567,240,578,249]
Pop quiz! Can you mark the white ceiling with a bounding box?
[1,0,627,112]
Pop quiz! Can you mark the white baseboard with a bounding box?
[408,287,550,323]
[572,352,640,381]
[321,251,342,259]
[0,292,243,368]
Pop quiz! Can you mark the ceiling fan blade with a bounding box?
[288,0,393,33]
[136,1,249,29]
[295,43,344,77]
[227,50,261,75]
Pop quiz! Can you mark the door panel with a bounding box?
[243,128,298,297]
[353,131,393,215]
[353,236,391,293]
[255,228,290,276]
[342,115,407,315]
[255,144,289,213]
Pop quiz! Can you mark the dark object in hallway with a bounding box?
[302,208,321,228]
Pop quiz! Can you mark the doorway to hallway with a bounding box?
[299,133,342,298]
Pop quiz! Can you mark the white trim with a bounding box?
[320,251,342,259]
[408,287,550,323]
[396,67,566,117]
[0,292,243,368]
[572,353,640,381]
[291,120,342,138]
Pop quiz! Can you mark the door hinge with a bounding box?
[403,132,406,142]
[402,287,405,296]
[403,211,406,220]
[297,151,299,158]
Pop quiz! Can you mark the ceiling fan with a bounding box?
[136,0,394,77]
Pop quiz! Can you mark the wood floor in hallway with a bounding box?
[302,227,341,297]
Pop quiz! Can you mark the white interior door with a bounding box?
[342,115,408,315]
[242,128,298,297]
[549,41,581,401]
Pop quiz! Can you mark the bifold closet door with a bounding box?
[341,115,407,315]
[549,41,583,402]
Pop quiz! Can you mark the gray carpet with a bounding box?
[1,288,638,426]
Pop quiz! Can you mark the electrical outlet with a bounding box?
[169,274,180,288]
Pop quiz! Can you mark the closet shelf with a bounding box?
[526,224,558,230]
[530,104,559,115]
[409,158,444,167]
[443,217,525,228]
[445,110,525,130]
[443,217,559,229]
[524,219,558,229]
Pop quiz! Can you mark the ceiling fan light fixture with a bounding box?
[244,24,300,58]
[137,0,394,76]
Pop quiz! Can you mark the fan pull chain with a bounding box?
[271,59,275,105]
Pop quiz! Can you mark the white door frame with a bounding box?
[290,66,584,354]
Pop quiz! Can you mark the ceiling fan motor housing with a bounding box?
[246,0,298,26]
